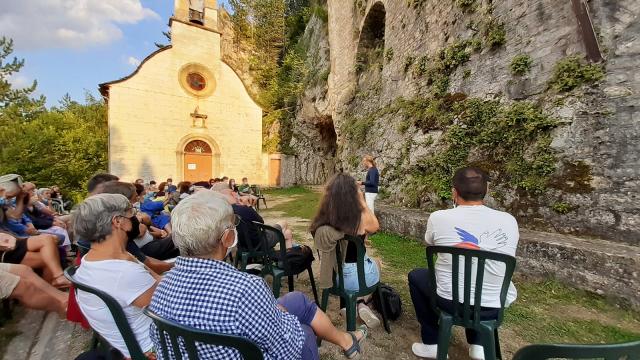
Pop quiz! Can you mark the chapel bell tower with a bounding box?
[173,0,218,31]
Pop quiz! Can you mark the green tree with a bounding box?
[0,37,46,120]
[0,38,107,202]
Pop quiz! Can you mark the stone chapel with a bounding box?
[100,0,269,184]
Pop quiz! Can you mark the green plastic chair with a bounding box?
[426,246,516,360]
[144,308,264,360]
[234,219,270,276]
[512,340,640,360]
[250,185,267,211]
[319,234,390,333]
[64,265,147,360]
[253,222,319,304]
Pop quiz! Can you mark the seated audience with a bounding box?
[408,167,519,360]
[0,260,68,317]
[0,228,70,288]
[149,191,367,359]
[73,193,160,358]
[178,181,191,201]
[82,173,173,274]
[99,181,179,260]
[213,187,293,250]
[237,177,258,206]
[139,195,172,235]
[310,173,382,328]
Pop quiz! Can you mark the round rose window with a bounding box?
[186,72,206,91]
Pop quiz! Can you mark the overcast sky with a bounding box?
[1,0,230,107]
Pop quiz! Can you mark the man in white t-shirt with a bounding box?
[408,167,519,360]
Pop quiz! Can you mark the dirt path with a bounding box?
[259,194,472,360]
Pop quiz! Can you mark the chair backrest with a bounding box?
[333,234,376,295]
[250,185,264,197]
[64,265,147,360]
[252,222,287,270]
[512,340,640,360]
[426,246,516,328]
[144,308,264,360]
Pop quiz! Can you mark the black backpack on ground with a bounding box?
[372,283,403,321]
[278,245,314,274]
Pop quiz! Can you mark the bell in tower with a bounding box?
[189,0,205,25]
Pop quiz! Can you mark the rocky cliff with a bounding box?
[282,0,640,245]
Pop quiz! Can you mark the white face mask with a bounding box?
[225,228,238,258]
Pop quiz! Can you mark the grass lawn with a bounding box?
[266,185,640,347]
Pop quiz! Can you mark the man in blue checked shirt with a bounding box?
[148,190,367,360]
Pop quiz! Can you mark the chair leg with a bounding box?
[262,197,268,209]
[436,315,453,360]
[494,328,502,360]
[320,289,330,312]
[345,296,357,332]
[307,266,319,304]
[288,275,294,292]
[272,273,282,298]
[240,253,248,272]
[478,324,497,360]
[375,287,391,333]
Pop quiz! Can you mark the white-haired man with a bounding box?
[149,190,367,360]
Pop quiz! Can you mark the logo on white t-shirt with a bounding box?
[454,226,509,251]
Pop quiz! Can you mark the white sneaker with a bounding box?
[357,304,381,329]
[469,344,485,360]
[411,343,439,359]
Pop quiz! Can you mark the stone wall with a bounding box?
[375,204,640,309]
[287,0,640,245]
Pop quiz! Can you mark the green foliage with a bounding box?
[384,47,394,62]
[510,54,533,76]
[463,68,472,79]
[413,55,429,76]
[391,97,558,203]
[552,202,573,214]
[0,37,46,119]
[548,55,605,92]
[0,94,108,203]
[485,20,506,48]
[403,56,415,73]
[406,0,428,9]
[311,5,328,23]
[455,0,476,12]
[0,38,107,201]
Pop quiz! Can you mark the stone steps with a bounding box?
[376,204,640,309]
[2,310,91,360]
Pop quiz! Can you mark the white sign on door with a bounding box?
[187,163,197,170]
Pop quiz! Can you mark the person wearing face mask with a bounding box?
[73,193,161,359]
[149,190,368,360]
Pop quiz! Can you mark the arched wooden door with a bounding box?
[183,140,212,182]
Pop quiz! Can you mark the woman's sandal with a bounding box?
[344,325,368,359]
[52,274,71,289]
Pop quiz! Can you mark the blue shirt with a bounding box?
[149,257,304,360]
[364,167,379,193]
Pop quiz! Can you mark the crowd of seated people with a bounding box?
[0,174,72,293]
[0,165,520,360]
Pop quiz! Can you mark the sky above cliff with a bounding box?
[1,0,230,107]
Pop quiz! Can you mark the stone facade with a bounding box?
[101,0,266,184]
[284,0,640,245]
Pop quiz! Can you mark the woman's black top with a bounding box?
[344,234,367,263]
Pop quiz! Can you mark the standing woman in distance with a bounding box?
[357,155,379,214]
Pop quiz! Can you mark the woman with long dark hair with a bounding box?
[310,173,382,328]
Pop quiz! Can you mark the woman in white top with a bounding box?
[72,193,160,358]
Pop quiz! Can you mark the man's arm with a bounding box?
[424,216,435,246]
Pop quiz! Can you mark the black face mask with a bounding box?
[126,215,141,241]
